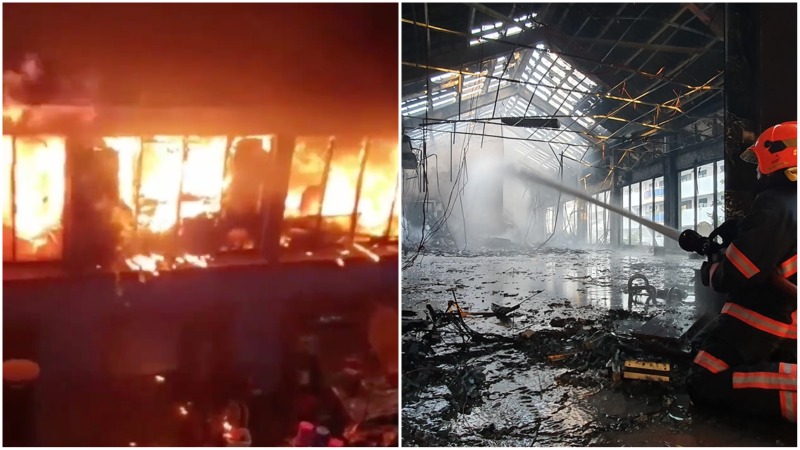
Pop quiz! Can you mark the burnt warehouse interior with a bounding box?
[3,3,399,447]
[401,3,797,447]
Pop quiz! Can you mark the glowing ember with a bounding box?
[174,254,211,268]
[127,253,211,273]
[129,442,137,447]
[335,257,345,267]
[353,242,380,262]
[179,406,189,416]
[222,418,234,440]
[154,375,165,383]
[127,254,165,273]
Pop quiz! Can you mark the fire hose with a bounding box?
[510,166,797,299]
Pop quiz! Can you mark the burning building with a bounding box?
[2,107,399,271]
[3,2,401,446]
[3,75,399,448]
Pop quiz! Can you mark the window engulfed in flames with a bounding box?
[102,135,241,233]
[284,137,399,238]
[3,135,66,261]
[2,133,398,266]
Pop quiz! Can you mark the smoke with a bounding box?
[402,124,592,252]
[3,53,97,127]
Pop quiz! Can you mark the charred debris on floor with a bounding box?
[402,284,695,419]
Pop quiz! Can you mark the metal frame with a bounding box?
[314,138,335,234]
[402,3,724,175]
[349,139,371,243]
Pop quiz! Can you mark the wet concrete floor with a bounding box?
[402,247,797,447]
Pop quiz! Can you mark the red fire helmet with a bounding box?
[740,121,797,175]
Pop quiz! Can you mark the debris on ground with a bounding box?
[402,250,796,447]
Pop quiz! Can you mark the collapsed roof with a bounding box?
[402,3,725,175]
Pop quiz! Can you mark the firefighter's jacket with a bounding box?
[710,175,797,328]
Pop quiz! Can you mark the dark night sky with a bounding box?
[3,3,398,133]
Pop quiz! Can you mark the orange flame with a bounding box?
[2,105,23,124]
[2,132,396,265]
[2,135,66,260]
[285,139,398,236]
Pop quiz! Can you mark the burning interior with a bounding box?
[2,3,401,446]
[2,125,399,273]
[2,110,401,446]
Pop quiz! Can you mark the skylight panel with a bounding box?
[432,95,456,109]
[550,65,566,80]
[533,87,550,100]
[554,56,572,72]
[470,14,538,46]
[431,73,456,83]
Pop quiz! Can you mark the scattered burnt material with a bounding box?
[402,250,795,446]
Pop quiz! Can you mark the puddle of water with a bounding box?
[402,248,795,447]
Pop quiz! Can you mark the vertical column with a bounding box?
[758,5,797,135]
[723,4,759,217]
[262,135,295,263]
[609,150,622,246]
[663,143,680,236]
[576,198,588,244]
[314,138,335,234]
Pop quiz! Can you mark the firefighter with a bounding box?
[687,121,797,422]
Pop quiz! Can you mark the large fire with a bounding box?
[2,132,397,266]
[2,135,65,261]
[284,138,399,237]
[102,135,235,233]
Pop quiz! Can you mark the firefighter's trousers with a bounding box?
[687,304,797,422]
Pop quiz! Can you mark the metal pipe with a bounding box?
[402,62,685,113]
[400,18,700,90]
[424,129,593,147]
[349,139,370,243]
[315,138,335,233]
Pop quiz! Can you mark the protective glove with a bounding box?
[711,218,739,245]
[700,260,721,287]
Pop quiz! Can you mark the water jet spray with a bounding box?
[508,165,682,243]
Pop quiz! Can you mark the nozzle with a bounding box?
[678,229,707,255]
